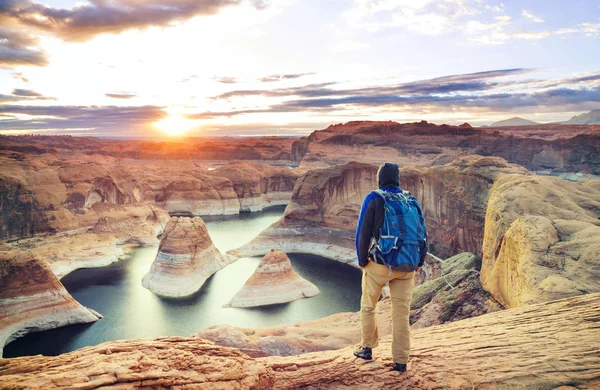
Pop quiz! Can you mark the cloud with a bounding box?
[11,88,43,97]
[258,73,315,82]
[214,68,531,100]
[0,24,48,67]
[190,69,600,118]
[556,22,600,37]
[522,10,544,23]
[0,105,167,135]
[105,92,137,99]
[214,76,239,84]
[12,71,29,82]
[0,0,268,67]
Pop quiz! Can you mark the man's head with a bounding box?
[377,162,400,188]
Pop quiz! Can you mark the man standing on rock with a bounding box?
[353,162,428,372]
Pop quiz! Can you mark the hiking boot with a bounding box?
[392,363,407,372]
[353,346,372,360]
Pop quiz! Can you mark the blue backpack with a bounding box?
[369,189,427,272]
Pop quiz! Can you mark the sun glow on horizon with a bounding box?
[154,114,197,137]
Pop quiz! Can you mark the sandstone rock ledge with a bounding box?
[1,294,598,389]
[225,250,319,308]
[0,255,101,358]
[142,216,235,298]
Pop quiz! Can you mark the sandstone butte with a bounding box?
[225,250,319,308]
[232,156,530,263]
[0,293,598,389]
[0,254,101,358]
[200,252,501,357]
[291,120,600,176]
[142,216,235,298]
[481,173,600,308]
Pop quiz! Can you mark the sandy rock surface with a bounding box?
[142,216,235,297]
[0,254,101,357]
[1,294,598,389]
[225,250,318,308]
[481,174,600,308]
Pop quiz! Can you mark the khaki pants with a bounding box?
[360,261,415,364]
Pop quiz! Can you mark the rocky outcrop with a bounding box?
[0,254,101,358]
[225,250,318,308]
[2,294,598,389]
[230,162,378,264]
[402,155,530,257]
[481,174,600,308]
[0,337,275,389]
[410,252,503,328]
[291,120,600,175]
[142,216,235,298]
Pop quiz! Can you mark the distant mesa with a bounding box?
[224,250,319,308]
[490,117,538,127]
[564,109,600,124]
[142,216,235,298]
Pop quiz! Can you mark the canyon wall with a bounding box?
[291,121,600,175]
[401,156,530,258]
[0,254,101,357]
[142,216,235,298]
[1,293,598,389]
[0,153,300,240]
[230,161,378,264]
[234,156,529,264]
[481,174,600,308]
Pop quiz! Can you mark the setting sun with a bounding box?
[154,115,196,136]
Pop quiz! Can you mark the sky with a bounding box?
[0,0,599,138]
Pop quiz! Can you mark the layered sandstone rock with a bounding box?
[230,162,378,265]
[291,120,600,175]
[225,250,318,308]
[0,205,169,278]
[0,152,298,240]
[208,161,300,213]
[142,216,235,297]
[0,254,101,357]
[2,294,598,389]
[481,174,600,308]
[402,155,530,257]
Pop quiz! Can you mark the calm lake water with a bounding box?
[5,207,362,357]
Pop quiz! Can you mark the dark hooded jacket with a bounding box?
[355,162,428,267]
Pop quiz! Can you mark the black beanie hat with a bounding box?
[377,162,400,188]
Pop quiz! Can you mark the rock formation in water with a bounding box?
[0,254,101,357]
[481,174,600,308]
[2,293,598,389]
[225,250,318,308]
[291,120,600,175]
[402,155,530,258]
[142,216,235,298]
[230,161,378,264]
